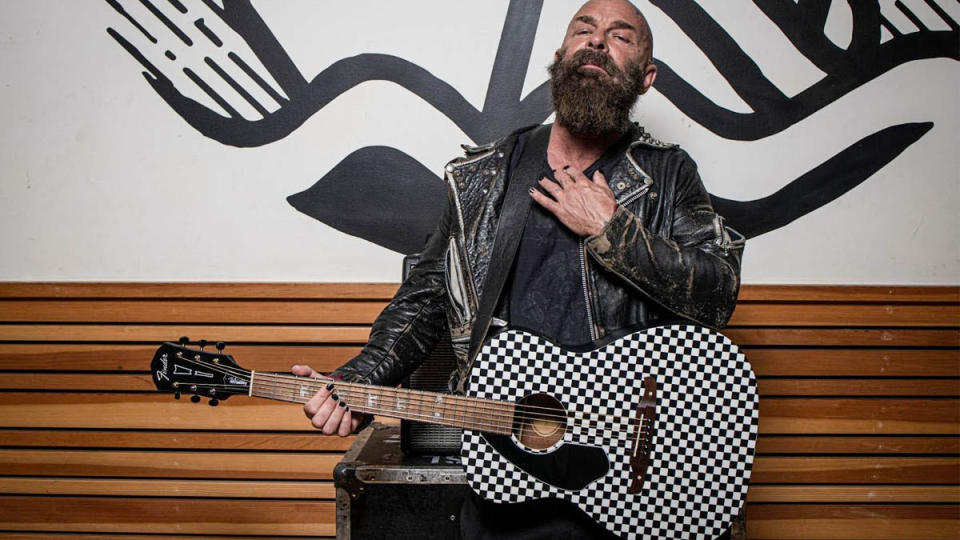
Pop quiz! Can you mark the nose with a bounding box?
[588,34,607,51]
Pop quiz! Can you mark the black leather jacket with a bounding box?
[332,124,744,393]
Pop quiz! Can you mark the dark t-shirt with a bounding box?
[506,128,633,347]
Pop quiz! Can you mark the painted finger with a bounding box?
[323,400,347,435]
[338,408,356,437]
[311,392,340,430]
[303,381,335,419]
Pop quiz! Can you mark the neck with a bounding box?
[547,122,624,171]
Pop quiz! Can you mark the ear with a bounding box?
[639,63,657,94]
[554,48,562,62]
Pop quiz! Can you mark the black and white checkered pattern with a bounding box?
[461,325,758,540]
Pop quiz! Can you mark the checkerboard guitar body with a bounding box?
[461,324,758,540]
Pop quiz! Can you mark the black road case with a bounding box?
[334,423,469,539]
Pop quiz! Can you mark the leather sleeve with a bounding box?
[330,190,453,386]
[584,153,744,328]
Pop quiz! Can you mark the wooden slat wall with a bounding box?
[0,283,957,539]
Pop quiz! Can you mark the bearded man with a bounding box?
[296,0,745,538]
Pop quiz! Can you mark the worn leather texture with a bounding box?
[332,123,744,394]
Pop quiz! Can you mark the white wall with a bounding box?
[0,0,957,283]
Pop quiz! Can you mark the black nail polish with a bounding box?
[331,393,339,401]
[338,401,346,408]
[528,187,535,193]
[325,383,334,391]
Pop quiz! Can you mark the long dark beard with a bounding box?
[549,48,647,138]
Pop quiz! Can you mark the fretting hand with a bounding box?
[292,364,367,437]
[529,167,618,237]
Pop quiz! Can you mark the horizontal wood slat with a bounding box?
[0,344,359,372]
[736,285,959,303]
[0,496,335,536]
[0,324,372,343]
[0,282,400,300]
[755,436,960,455]
[0,477,335,499]
[755,379,960,396]
[728,303,960,327]
[0,535,331,540]
[759,398,960,434]
[747,485,960,503]
[0,449,953,485]
[726,328,959,347]
[746,504,959,539]
[0,300,388,324]
[1,324,956,347]
[3,283,955,303]
[4,299,956,327]
[745,349,960,377]
[0,429,354,451]
[0,449,338,479]
[750,456,960,483]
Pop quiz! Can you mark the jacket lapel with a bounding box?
[467,124,552,362]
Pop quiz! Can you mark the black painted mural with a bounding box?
[106,0,959,254]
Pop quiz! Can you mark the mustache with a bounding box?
[564,48,620,76]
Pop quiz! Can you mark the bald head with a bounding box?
[569,0,654,63]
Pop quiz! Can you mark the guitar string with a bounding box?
[184,375,642,437]
[168,358,647,436]
[171,353,647,425]
[254,377,639,431]
[176,356,640,430]
[169,355,647,432]
[179,380,652,444]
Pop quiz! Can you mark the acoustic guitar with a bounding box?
[152,324,757,539]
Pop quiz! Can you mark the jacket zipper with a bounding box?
[580,172,653,342]
[580,241,598,342]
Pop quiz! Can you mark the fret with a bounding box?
[245,374,516,435]
[385,386,399,415]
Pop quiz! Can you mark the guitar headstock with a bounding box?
[151,338,250,405]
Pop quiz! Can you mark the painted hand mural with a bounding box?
[105,0,958,253]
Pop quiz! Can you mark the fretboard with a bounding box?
[249,372,515,435]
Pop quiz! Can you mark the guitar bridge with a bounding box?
[628,376,657,494]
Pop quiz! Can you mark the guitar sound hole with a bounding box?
[513,393,567,450]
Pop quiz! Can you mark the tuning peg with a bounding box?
[179,336,190,345]
[209,399,219,407]
[216,341,226,352]
[174,392,181,400]
[190,395,201,403]
[198,339,207,350]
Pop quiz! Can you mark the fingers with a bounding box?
[529,186,560,212]
[538,177,563,197]
[303,380,335,421]
[323,399,348,435]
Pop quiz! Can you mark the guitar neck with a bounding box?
[249,372,515,435]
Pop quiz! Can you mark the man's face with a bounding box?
[557,0,653,82]
[550,0,657,138]
[549,0,657,138]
